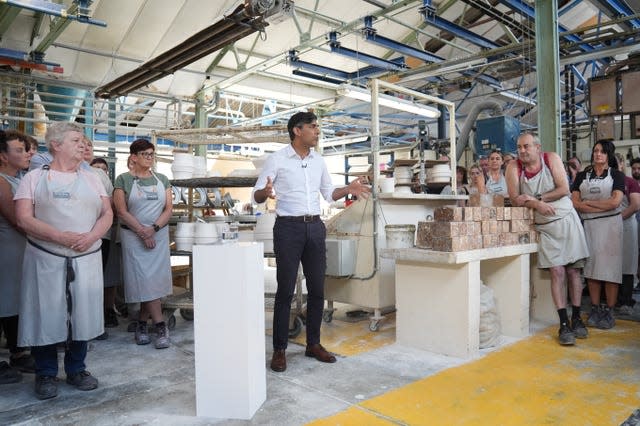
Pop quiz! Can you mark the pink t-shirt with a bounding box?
[14,168,108,201]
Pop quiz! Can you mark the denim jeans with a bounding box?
[31,341,87,377]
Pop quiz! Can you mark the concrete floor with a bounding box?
[1,299,639,425]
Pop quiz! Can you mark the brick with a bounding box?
[416,221,434,249]
[481,220,498,235]
[498,233,517,246]
[470,235,483,250]
[483,234,498,248]
[523,208,531,219]
[463,207,475,222]
[503,207,511,220]
[434,206,464,222]
[433,221,464,238]
[517,232,531,244]
[530,230,538,243]
[495,207,504,220]
[481,207,497,220]
[473,206,482,221]
[500,221,511,233]
[511,207,524,220]
[467,222,481,236]
[432,236,467,252]
[511,219,531,233]
[468,193,481,207]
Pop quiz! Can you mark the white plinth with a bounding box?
[193,242,265,420]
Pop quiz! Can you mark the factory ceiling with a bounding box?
[0,0,639,153]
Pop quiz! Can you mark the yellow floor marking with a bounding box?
[311,320,640,426]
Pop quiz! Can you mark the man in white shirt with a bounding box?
[253,111,370,372]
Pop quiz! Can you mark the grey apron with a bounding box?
[620,193,638,275]
[519,156,589,268]
[0,172,25,317]
[18,168,104,346]
[120,173,172,303]
[486,173,508,197]
[578,168,623,283]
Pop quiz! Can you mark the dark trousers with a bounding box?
[619,274,636,307]
[31,341,87,377]
[0,315,25,354]
[272,218,326,350]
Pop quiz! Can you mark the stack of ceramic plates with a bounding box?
[427,164,452,183]
[394,166,413,184]
[192,156,207,178]
[171,153,194,180]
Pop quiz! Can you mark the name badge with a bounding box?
[53,191,70,199]
[589,187,601,194]
[145,192,159,200]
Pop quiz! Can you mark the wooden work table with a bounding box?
[380,243,538,359]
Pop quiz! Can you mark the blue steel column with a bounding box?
[535,0,561,154]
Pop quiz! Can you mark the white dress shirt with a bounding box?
[253,144,334,216]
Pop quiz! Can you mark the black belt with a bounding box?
[121,223,165,231]
[582,212,621,221]
[277,215,321,223]
[27,239,101,346]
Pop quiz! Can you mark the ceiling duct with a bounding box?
[95,0,293,99]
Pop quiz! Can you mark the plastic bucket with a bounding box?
[195,222,218,238]
[385,224,416,249]
[175,237,194,252]
[176,222,196,237]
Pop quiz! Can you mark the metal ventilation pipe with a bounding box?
[455,100,503,161]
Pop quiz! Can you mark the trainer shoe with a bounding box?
[154,323,170,349]
[597,306,615,329]
[66,370,98,391]
[35,375,58,399]
[571,317,588,339]
[135,322,151,345]
[617,305,635,316]
[586,305,602,327]
[558,323,575,345]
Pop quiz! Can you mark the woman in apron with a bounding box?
[485,150,508,197]
[114,139,172,350]
[0,130,35,382]
[571,140,625,330]
[614,153,640,313]
[14,122,112,400]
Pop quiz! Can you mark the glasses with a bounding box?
[137,151,155,159]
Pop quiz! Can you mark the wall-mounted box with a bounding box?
[596,116,615,140]
[621,71,640,114]
[474,115,520,157]
[589,77,618,115]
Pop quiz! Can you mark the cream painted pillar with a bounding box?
[193,242,266,420]
[395,260,481,358]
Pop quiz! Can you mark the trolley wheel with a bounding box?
[288,316,304,338]
[369,319,381,332]
[167,314,176,330]
[322,310,334,323]
[180,309,194,321]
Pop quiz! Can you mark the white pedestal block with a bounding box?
[193,242,265,420]
[529,253,558,324]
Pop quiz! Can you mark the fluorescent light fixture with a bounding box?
[322,134,369,147]
[338,84,440,118]
[401,58,488,82]
[496,89,537,106]
[560,43,640,66]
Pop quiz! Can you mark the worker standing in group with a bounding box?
[506,132,589,345]
[253,111,370,372]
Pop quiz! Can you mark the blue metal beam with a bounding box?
[288,50,390,82]
[591,0,640,29]
[328,32,406,71]
[419,1,498,50]
[363,16,443,63]
[2,0,106,26]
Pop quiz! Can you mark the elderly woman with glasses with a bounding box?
[113,139,172,349]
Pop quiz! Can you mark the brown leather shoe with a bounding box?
[270,349,286,372]
[305,344,336,363]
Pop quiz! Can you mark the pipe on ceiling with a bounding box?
[456,100,503,161]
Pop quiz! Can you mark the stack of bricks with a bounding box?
[416,206,537,252]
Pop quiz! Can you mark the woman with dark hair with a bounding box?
[90,157,108,174]
[485,150,508,197]
[113,139,172,349]
[571,140,625,330]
